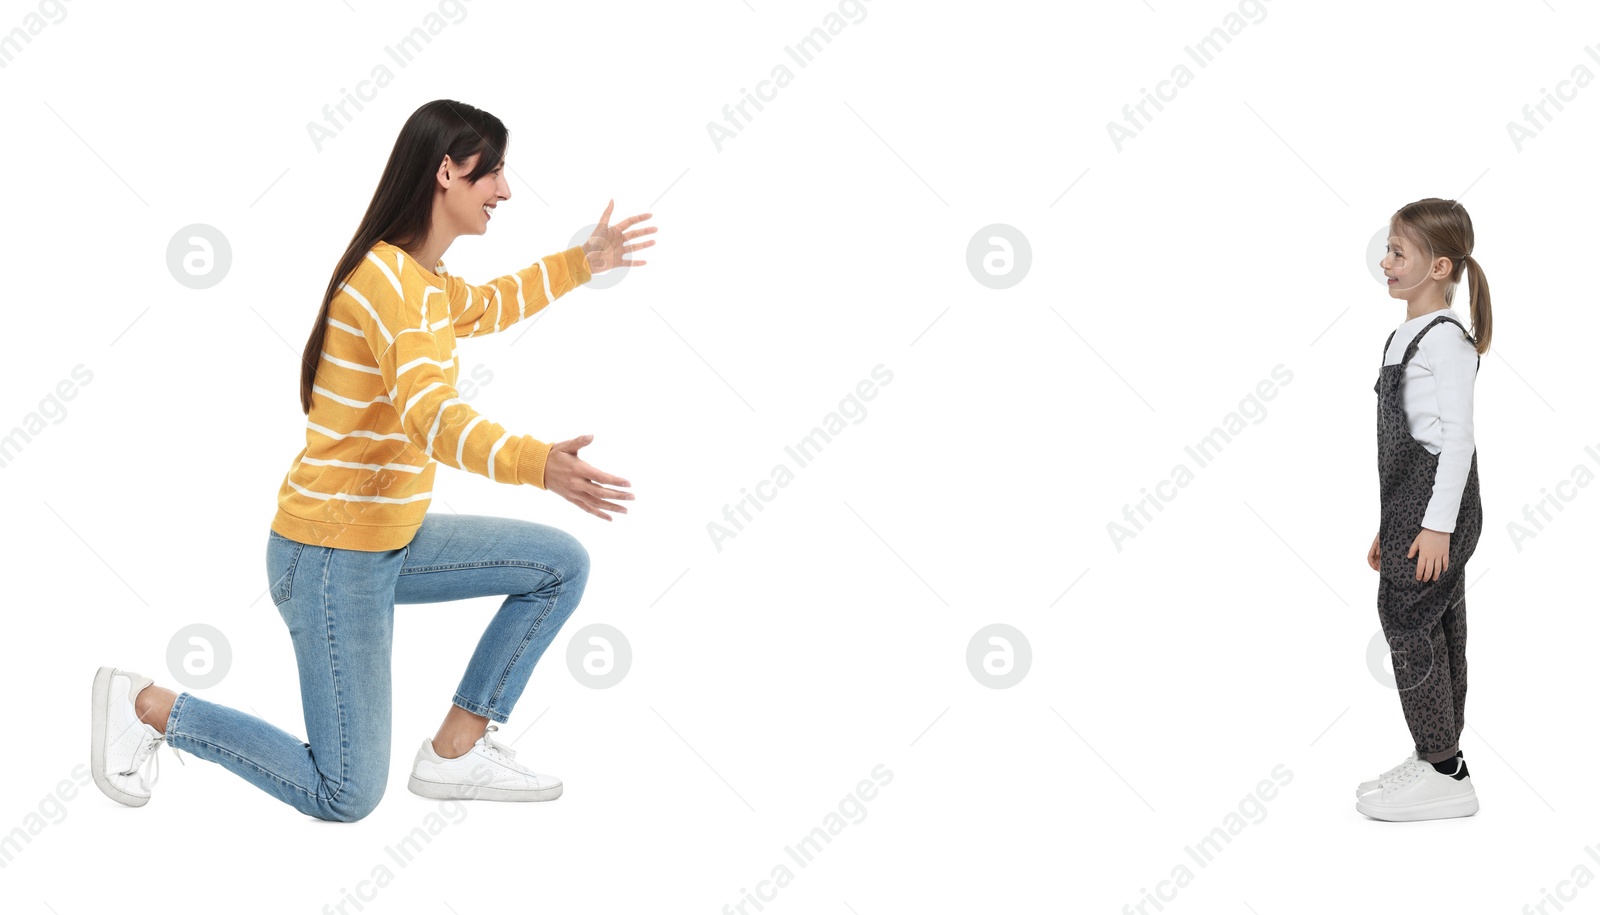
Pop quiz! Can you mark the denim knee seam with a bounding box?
[318,550,354,804]
[484,581,562,718]
[400,559,562,576]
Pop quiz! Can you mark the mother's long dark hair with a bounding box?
[298,99,509,414]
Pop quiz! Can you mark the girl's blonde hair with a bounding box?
[1390,197,1493,355]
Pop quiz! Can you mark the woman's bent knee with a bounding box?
[318,781,387,822]
[308,758,389,822]
[567,536,590,585]
[541,528,589,591]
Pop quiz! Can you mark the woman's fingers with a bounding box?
[589,483,635,501]
[547,444,635,520]
[577,461,632,488]
[578,482,630,514]
[566,493,614,521]
[615,211,654,232]
[586,495,630,514]
[557,481,630,519]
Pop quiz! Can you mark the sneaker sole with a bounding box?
[90,666,150,808]
[407,774,562,802]
[1355,788,1479,822]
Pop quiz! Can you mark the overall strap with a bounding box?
[1375,330,1398,394]
[1400,314,1476,369]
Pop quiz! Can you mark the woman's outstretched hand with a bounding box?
[544,434,634,521]
[583,199,656,274]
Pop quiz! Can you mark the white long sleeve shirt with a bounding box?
[1383,308,1479,533]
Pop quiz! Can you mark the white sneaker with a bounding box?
[90,666,183,807]
[1356,755,1478,821]
[1355,750,1418,798]
[407,723,563,802]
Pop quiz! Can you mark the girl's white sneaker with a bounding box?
[407,723,563,802]
[1355,750,1418,797]
[90,666,182,807]
[1355,756,1478,821]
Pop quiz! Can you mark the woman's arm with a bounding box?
[346,268,556,488]
[445,246,592,339]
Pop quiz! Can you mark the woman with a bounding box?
[89,98,655,822]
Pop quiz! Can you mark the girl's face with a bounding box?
[1379,226,1450,299]
[440,151,511,237]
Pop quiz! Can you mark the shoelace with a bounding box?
[478,723,520,763]
[122,728,185,791]
[1381,758,1429,791]
[1376,755,1416,783]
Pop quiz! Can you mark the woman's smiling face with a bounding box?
[442,150,510,237]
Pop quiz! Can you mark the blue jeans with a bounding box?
[162,513,590,822]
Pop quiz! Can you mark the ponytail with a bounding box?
[1459,254,1492,355]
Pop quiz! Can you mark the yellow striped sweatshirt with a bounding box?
[270,240,592,551]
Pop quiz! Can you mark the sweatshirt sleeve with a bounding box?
[1420,332,1480,533]
[350,276,554,489]
[446,246,592,338]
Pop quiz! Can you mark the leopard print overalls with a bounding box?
[1374,313,1482,763]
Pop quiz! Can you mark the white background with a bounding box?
[2,0,1595,911]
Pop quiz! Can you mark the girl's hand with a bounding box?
[543,434,635,521]
[1407,528,1451,581]
[1367,532,1380,571]
[583,199,656,274]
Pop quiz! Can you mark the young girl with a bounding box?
[89,99,655,821]
[1356,197,1492,822]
